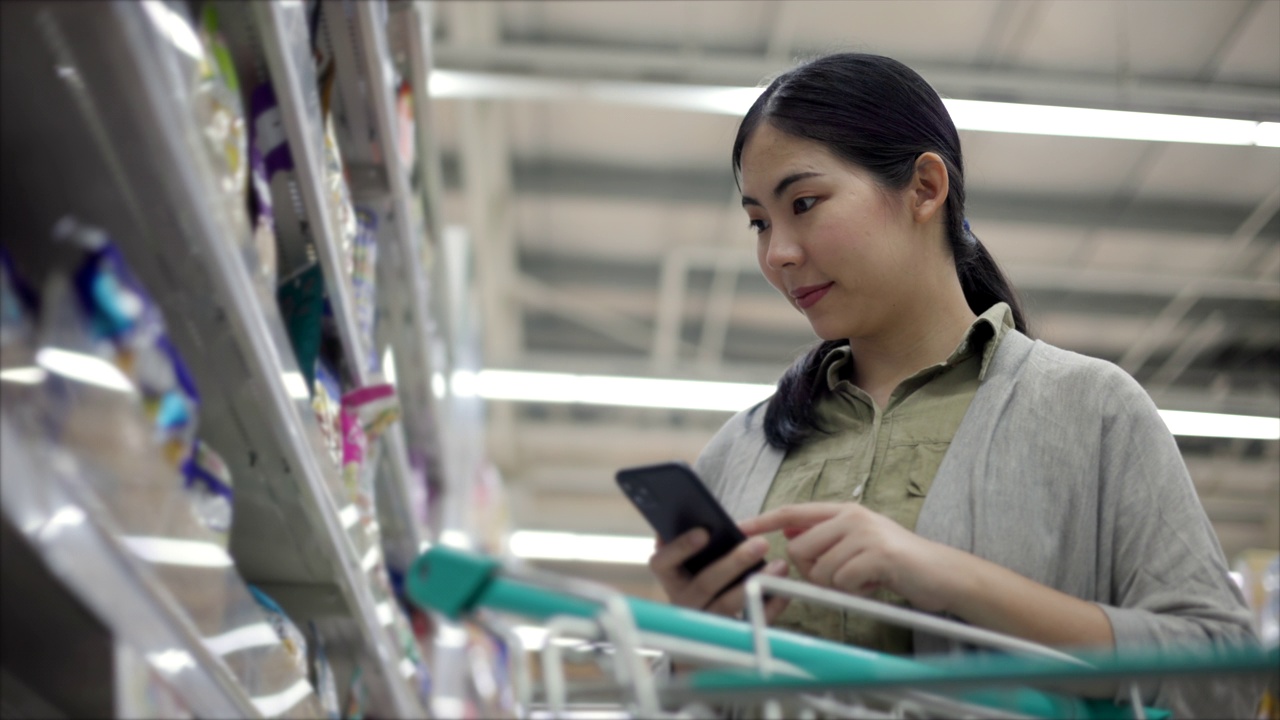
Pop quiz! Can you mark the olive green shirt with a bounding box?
[762,303,1014,654]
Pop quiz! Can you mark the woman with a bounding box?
[647,53,1259,718]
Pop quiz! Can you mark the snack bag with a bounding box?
[0,248,36,351]
[308,621,341,720]
[59,219,200,469]
[277,262,326,390]
[194,5,247,207]
[247,585,310,681]
[323,114,357,284]
[182,440,235,538]
[247,117,280,291]
[313,359,343,470]
[352,207,378,374]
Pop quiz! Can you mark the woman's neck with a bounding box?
[847,278,978,409]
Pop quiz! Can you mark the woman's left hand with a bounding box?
[739,502,960,614]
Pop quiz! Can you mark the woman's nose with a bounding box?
[765,228,802,269]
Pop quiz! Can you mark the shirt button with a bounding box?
[852,483,865,499]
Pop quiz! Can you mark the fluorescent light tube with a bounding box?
[429,70,1279,147]
[508,530,653,564]
[1158,410,1280,440]
[461,369,1277,440]
[452,369,772,413]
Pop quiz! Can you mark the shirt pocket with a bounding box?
[811,456,862,503]
[867,441,951,530]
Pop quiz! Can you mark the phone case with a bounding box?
[616,461,765,585]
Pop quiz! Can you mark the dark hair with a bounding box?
[732,53,1028,451]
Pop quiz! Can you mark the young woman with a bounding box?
[646,53,1260,718]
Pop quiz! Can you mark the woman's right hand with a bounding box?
[648,528,791,620]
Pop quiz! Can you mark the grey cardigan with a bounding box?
[695,331,1261,718]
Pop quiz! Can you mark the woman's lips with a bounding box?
[793,282,834,310]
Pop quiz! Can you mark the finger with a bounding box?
[703,581,745,618]
[765,595,792,623]
[830,553,887,596]
[686,537,771,610]
[648,528,708,580]
[807,535,863,589]
[786,516,852,569]
[739,503,844,537]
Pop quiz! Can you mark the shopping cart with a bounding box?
[406,545,1276,719]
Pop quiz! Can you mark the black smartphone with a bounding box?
[616,461,766,593]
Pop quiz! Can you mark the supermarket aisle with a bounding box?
[0,1,457,716]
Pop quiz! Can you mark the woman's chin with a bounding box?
[807,320,851,343]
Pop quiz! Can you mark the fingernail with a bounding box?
[767,559,788,574]
[749,538,769,555]
[687,529,708,547]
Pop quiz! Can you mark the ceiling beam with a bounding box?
[439,156,1280,243]
[432,41,1280,120]
[1119,185,1280,373]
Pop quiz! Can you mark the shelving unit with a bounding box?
[0,0,452,716]
[322,0,454,547]
[0,415,255,718]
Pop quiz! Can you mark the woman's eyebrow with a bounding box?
[741,171,825,207]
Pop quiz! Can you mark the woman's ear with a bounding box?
[910,152,950,225]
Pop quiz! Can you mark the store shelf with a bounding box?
[250,0,371,387]
[318,0,449,545]
[0,415,255,718]
[0,2,422,717]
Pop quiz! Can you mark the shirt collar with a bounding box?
[819,302,1015,391]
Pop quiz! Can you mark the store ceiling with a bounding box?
[428,0,1280,594]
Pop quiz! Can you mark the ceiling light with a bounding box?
[453,369,772,413]
[464,369,1277,440]
[429,70,1280,147]
[943,98,1261,146]
[1158,410,1279,440]
[508,530,653,564]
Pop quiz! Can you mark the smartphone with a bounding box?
[616,461,765,593]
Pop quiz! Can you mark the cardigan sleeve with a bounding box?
[1092,364,1263,718]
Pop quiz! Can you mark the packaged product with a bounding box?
[323,114,357,284]
[277,262,326,390]
[247,110,280,291]
[351,207,378,374]
[193,4,247,209]
[396,80,415,168]
[248,585,310,681]
[249,80,314,279]
[308,621,342,720]
[313,359,343,470]
[59,219,200,470]
[342,383,400,445]
[340,399,371,525]
[182,440,235,538]
[344,665,366,720]
[0,249,35,347]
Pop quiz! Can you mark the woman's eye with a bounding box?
[748,218,769,234]
[793,197,817,214]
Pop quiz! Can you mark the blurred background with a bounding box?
[426,0,1280,599]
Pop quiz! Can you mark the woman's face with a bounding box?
[739,122,921,343]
